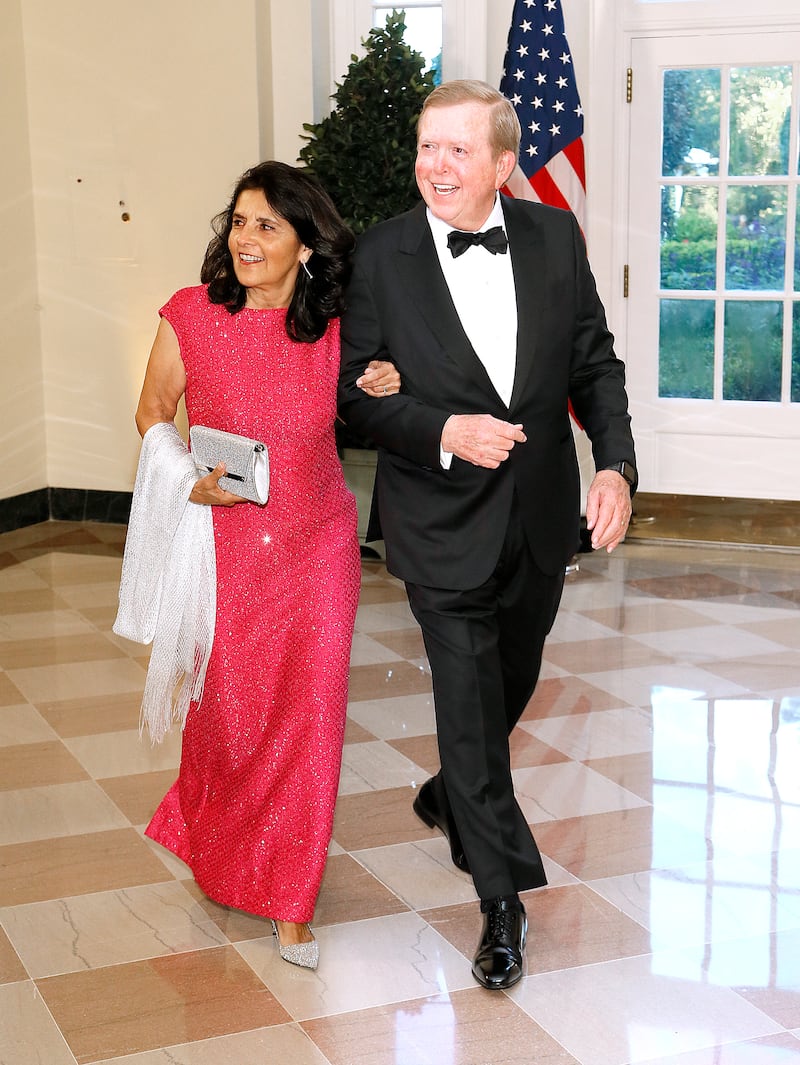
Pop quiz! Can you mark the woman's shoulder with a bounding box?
[160,285,212,319]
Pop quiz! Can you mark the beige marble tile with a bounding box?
[2,881,229,978]
[387,733,441,776]
[36,945,290,1062]
[236,912,474,1021]
[352,839,477,911]
[0,739,89,790]
[633,624,791,664]
[0,704,58,746]
[580,601,716,635]
[0,608,96,642]
[338,739,426,794]
[347,660,432,702]
[0,631,126,670]
[533,806,714,881]
[332,785,433,852]
[354,599,419,633]
[0,780,129,845]
[367,626,427,660]
[0,980,78,1065]
[703,651,800,694]
[511,950,782,1065]
[738,616,800,650]
[346,692,436,740]
[581,663,750,707]
[520,706,654,761]
[64,728,181,779]
[0,828,171,907]
[35,690,143,737]
[313,852,409,927]
[513,761,649,824]
[583,751,656,802]
[303,988,579,1065]
[641,1032,800,1065]
[8,656,145,705]
[0,926,27,984]
[544,634,675,675]
[97,769,176,826]
[357,582,409,605]
[0,672,26,707]
[24,552,122,587]
[627,572,760,600]
[349,631,403,666]
[521,675,623,720]
[93,1024,334,1065]
[0,587,71,616]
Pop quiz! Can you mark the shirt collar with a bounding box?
[427,195,506,252]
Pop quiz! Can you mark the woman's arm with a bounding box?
[135,317,244,506]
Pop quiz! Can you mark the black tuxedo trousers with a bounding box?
[405,493,564,899]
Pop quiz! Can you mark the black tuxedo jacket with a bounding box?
[338,196,635,589]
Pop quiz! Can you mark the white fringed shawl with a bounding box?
[113,421,216,743]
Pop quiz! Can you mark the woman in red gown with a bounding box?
[134,162,399,968]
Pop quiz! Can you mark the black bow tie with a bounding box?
[447,226,508,258]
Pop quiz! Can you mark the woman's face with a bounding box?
[227,188,310,308]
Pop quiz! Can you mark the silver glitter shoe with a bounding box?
[270,920,319,970]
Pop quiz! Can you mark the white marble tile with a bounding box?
[0,609,96,641]
[93,1025,333,1065]
[520,706,653,760]
[640,1034,800,1065]
[7,657,145,704]
[64,728,181,778]
[349,632,404,666]
[354,599,418,633]
[345,692,436,740]
[235,911,473,1021]
[140,830,193,878]
[581,664,750,708]
[548,610,621,644]
[512,761,649,823]
[631,625,791,663]
[351,839,477,911]
[587,850,800,952]
[0,780,129,845]
[0,981,78,1065]
[0,881,228,977]
[686,600,799,625]
[0,704,58,746]
[510,951,782,1065]
[338,740,425,794]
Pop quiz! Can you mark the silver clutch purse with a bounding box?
[189,425,269,505]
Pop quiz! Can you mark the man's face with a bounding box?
[415,100,515,232]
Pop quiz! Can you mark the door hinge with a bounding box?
[626,68,633,104]
[623,264,629,298]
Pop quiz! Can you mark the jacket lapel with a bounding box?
[503,197,547,411]
[395,203,505,404]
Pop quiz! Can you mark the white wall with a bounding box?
[2,0,315,502]
[0,0,46,497]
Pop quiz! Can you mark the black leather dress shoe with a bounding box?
[471,899,527,990]
[412,777,470,873]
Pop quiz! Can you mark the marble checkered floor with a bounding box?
[1,520,799,1065]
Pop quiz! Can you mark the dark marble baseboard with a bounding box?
[0,488,132,534]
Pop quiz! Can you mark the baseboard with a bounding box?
[0,488,132,534]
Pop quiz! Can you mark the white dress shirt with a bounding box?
[427,196,518,407]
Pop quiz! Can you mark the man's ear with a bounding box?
[495,150,517,189]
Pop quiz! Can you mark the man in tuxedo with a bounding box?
[338,80,635,990]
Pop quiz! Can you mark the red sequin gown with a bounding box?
[145,286,360,922]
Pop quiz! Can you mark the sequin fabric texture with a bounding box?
[145,286,360,922]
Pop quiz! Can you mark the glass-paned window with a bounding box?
[725,185,787,290]
[723,300,783,401]
[661,185,717,290]
[729,66,791,177]
[372,3,442,81]
[659,300,715,399]
[658,63,799,402]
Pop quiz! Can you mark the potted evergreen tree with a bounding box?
[299,12,436,554]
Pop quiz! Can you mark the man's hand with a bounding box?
[441,414,526,469]
[585,470,632,552]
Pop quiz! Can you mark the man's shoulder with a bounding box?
[355,203,426,253]
[502,195,577,232]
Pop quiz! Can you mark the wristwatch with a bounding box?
[602,460,636,487]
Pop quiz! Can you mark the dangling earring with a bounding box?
[301,259,313,280]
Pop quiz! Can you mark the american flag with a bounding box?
[499,0,586,228]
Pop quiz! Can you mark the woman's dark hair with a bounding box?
[200,161,355,343]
